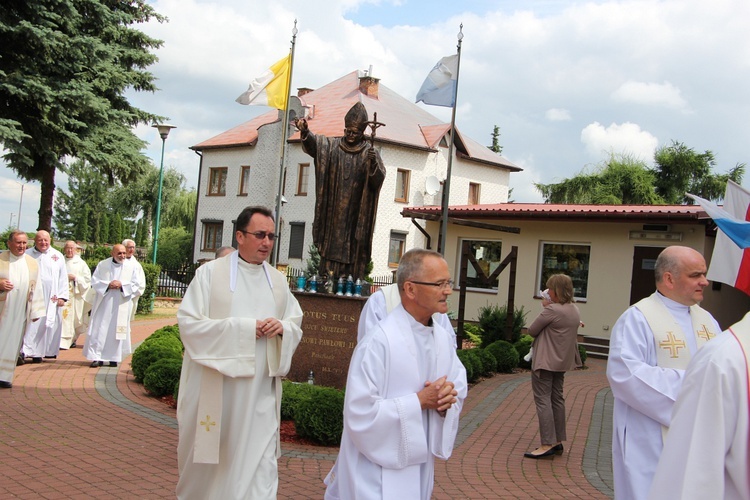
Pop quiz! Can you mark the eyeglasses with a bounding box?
[239,230,277,241]
[408,280,454,290]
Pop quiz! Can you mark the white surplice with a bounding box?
[606,293,722,500]
[61,254,91,349]
[324,304,468,500]
[650,312,750,500]
[176,255,303,500]
[0,253,45,383]
[127,257,146,320]
[357,284,455,344]
[82,257,139,363]
[22,246,68,358]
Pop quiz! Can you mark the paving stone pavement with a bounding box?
[0,314,614,499]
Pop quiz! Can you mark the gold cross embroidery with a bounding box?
[200,415,216,432]
[659,332,687,358]
[696,325,715,342]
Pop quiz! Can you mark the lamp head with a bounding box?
[152,123,176,140]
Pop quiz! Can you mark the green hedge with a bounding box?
[478,304,528,346]
[137,262,160,314]
[144,358,183,397]
[294,386,345,446]
[486,340,519,373]
[131,335,183,382]
[514,334,534,370]
[281,381,317,421]
[578,344,588,366]
[456,349,476,383]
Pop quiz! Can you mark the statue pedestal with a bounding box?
[287,292,366,389]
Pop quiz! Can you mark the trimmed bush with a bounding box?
[478,304,528,346]
[456,349,476,383]
[173,380,180,401]
[281,380,317,421]
[148,324,182,345]
[476,348,497,376]
[294,386,345,446]
[486,340,519,373]
[578,344,588,366]
[131,337,183,382]
[144,358,183,397]
[514,334,534,370]
[137,263,160,314]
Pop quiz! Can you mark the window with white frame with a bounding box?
[208,167,227,196]
[463,239,503,290]
[469,182,481,205]
[388,231,407,267]
[395,169,410,203]
[297,163,309,195]
[538,242,591,299]
[201,221,223,252]
[239,166,251,195]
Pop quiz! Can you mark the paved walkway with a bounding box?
[0,314,614,499]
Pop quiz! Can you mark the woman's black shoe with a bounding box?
[523,447,557,459]
[554,444,564,455]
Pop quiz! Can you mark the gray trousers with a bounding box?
[531,369,567,445]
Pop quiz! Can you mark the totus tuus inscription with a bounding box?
[288,293,366,389]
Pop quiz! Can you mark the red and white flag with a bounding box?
[707,180,750,296]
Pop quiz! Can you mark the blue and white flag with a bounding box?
[416,54,459,107]
[687,193,750,249]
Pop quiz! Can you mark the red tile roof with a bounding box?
[402,203,712,223]
[191,71,521,171]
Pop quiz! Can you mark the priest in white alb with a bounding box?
[0,231,45,388]
[61,241,91,350]
[324,249,467,500]
[176,206,303,500]
[606,245,722,500]
[22,230,68,362]
[82,244,141,368]
[649,311,750,500]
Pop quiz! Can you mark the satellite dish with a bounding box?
[425,175,440,195]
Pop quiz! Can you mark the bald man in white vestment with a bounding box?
[176,206,303,500]
[606,246,721,500]
[324,249,467,500]
[22,230,68,362]
[649,311,750,500]
[0,231,45,388]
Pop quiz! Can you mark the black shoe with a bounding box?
[32,357,42,364]
[70,343,77,348]
[524,447,557,459]
[553,444,564,455]
[109,361,118,367]
[43,355,57,359]
[16,355,24,366]
[0,381,12,389]
[90,361,102,368]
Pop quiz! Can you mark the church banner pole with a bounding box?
[439,24,464,256]
[272,20,298,267]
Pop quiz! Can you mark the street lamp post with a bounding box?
[152,123,176,264]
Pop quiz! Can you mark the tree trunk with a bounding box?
[37,158,56,232]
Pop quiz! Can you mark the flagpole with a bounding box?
[439,24,463,256]
[272,20,298,267]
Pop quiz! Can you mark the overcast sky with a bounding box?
[3,0,749,232]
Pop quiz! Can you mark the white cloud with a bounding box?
[545,108,571,122]
[611,80,690,112]
[580,122,659,162]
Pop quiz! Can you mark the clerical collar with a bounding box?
[338,140,367,154]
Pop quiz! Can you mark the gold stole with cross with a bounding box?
[0,253,40,322]
[635,292,717,370]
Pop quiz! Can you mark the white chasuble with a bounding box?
[176,252,303,500]
[650,312,750,500]
[324,305,467,500]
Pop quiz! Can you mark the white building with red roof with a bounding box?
[190,70,521,276]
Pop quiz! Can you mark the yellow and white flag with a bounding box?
[235,54,291,110]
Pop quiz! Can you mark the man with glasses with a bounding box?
[324,249,467,500]
[176,206,303,499]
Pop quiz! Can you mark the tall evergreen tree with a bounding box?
[0,0,165,231]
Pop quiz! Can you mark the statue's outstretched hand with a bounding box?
[293,117,308,133]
